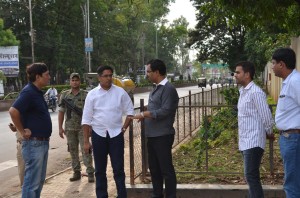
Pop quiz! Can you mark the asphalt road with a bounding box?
[0,84,215,197]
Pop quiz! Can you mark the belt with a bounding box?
[29,137,50,141]
[279,129,300,135]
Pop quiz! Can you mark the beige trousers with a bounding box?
[16,141,25,187]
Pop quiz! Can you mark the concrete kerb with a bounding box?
[126,184,285,198]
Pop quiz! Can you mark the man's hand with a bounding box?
[59,128,65,139]
[22,128,32,139]
[84,142,92,154]
[9,123,17,132]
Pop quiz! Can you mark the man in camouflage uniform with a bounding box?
[58,73,95,182]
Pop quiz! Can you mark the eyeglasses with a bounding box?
[100,74,113,78]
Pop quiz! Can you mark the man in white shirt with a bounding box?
[272,47,300,198]
[45,85,58,106]
[82,65,134,198]
[234,61,274,198]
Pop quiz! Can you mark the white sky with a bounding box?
[166,0,197,29]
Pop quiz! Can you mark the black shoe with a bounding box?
[88,173,95,183]
[70,171,81,182]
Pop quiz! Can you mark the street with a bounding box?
[0,85,213,197]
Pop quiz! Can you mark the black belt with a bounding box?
[280,129,300,135]
[29,137,50,141]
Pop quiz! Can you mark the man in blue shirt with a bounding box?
[272,47,300,198]
[9,63,52,198]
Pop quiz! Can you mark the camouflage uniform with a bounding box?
[59,89,94,175]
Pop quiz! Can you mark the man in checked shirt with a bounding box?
[234,61,274,198]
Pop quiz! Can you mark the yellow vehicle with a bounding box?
[83,73,135,102]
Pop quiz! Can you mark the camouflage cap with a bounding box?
[70,73,80,79]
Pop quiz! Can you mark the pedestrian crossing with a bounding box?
[0,160,17,172]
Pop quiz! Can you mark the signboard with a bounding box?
[85,38,93,52]
[0,46,19,77]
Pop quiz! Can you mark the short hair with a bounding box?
[96,65,113,76]
[147,59,166,76]
[26,63,48,82]
[235,61,255,80]
[272,47,296,70]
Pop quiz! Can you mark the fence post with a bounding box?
[140,99,147,182]
[129,120,135,185]
[269,105,274,176]
[189,90,192,137]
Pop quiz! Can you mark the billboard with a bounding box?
[0,46,19,77]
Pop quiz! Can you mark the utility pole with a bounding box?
[87,0,91,72]
[29,0,35,63]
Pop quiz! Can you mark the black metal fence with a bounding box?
[128,85,282,184]
[129,86,244,184]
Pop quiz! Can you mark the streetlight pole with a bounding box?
[29,0,35,63]
[142,20,158,59]
[87,0,91,72]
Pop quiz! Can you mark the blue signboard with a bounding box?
[0,46,19,77]
[85,38,93,52]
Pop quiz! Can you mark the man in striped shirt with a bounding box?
[234,61,274,198]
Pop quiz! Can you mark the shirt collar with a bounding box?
[283,69,297,85]
[97,83,115,91]
[156,77,168,86]
[239,81,254,93]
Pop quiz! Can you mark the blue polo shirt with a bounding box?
[12,82,52,138]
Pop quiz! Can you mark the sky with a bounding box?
[166,0,197,29]
[165,0,198,60]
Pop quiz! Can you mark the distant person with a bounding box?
[58,73,95,183]
[45,85,57,106]
[234,61,274,198]
[132,59,179,198]
[82,65,134,197]
[9,123,25,187]
[271,47,300,197]
[9,63,52,198]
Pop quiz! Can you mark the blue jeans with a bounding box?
[280,133,300,198]
[242,147,264,198]
[92,131,126,198]
[21,140,49,198]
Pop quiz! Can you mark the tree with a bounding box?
[0,18,20,46]
[187,1,247,71]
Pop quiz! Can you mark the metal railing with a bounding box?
[128,84,241,184]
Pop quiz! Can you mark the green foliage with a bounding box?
[1,0,187,85]
[220,87,239,105]
[0,18,20,46]
[0,70,6,82]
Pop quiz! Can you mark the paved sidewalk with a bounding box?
[9,162,120,198]
[8,133,132,198]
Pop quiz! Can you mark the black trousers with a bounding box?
[147,134,177,198]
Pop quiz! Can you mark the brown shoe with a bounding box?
[70,171,81,182]
[88,173,94,183]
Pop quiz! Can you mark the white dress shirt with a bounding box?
[81,84,134,138]
[237,81,274,151]
[275,69,300,130]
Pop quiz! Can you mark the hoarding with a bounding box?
[0,46,19,77]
